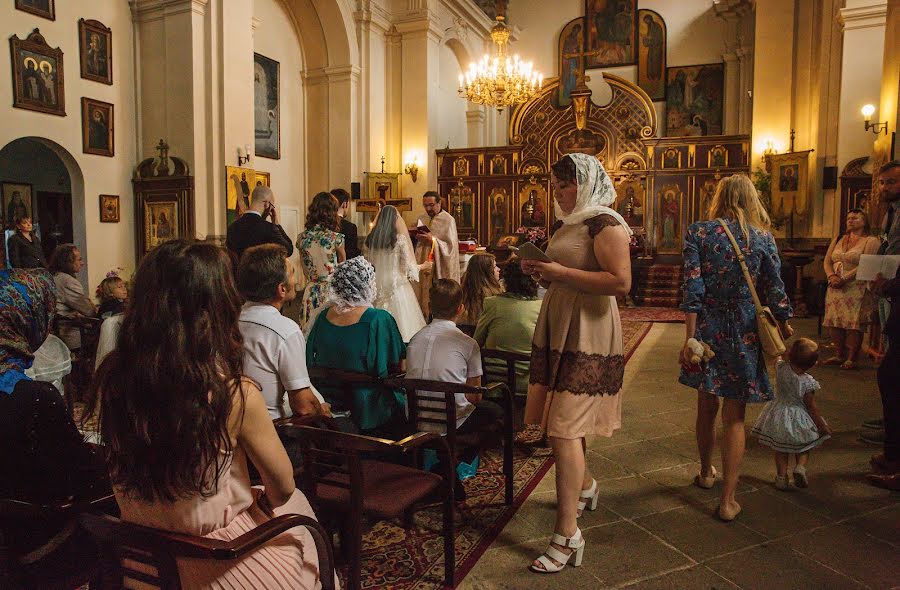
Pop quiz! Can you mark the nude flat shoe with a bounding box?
[693,466,717,489]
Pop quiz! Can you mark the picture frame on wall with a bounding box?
[144,200,179,251]
[99,194,119,223]
[1,182,33,228]
[14,0,55,21]
[254,170,270,188]
[78,19,112,85]
[10,28,65,116]
[665,63,724,137]
[81,97,114,157]
[637,9,666,101]
[254,53,280,159]
[584,0,637,69]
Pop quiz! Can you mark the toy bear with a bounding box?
[685,337,715,366]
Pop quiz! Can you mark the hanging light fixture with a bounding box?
[458,2,543,113]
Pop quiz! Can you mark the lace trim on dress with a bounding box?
[584,214,621,238]
[529,345,624,395]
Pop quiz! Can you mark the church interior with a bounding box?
[1,0,898,588]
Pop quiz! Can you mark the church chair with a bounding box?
[386,375,514,506]
[79,511,336,590]
[481,348,531,397]
[52,315,103,417]
[279,423,455,590]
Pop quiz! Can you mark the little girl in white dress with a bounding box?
[752,338,832,490]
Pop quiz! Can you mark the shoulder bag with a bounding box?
[718,219,787,358]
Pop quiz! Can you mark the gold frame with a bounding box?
[453,157,469,177]
[662,147,682,169]
[708,145,728,168]
[99,194,119,223]
[489,154,507,175]
[769,150,813,219]
[144,200,179,250]
[655,183,684,254]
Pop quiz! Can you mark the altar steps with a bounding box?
[633,264,683,308]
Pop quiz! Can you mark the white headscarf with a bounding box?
[554,153,633,235]
[326,257,377,313]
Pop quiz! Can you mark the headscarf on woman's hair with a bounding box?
[0,268,57,394]
[327,257,377,313]
[555,153,633,235]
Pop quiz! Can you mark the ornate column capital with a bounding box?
[837,3,887,32]
[355,1,392,34]
[130,0,208,23]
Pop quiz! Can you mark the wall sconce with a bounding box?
[237,144,251,166]
[861,104,888,135]
[404,154,420,183]
[762,140,776,173]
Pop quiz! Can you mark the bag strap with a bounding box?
[717,219,764,312]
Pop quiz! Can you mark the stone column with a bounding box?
[722,51,740,135]
[466,107,486,147]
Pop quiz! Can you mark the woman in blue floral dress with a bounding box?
[679,175,792,522]
[296,192,345,327]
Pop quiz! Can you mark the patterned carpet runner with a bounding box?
[633,264,683,308]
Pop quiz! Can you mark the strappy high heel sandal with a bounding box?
[577,479,599,517]
[530,528,585,573]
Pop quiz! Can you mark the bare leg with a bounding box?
[796,452,809,467]
[532,436,584,570]
[829,327,847,361]
[775,452,789,476]
[697,393,721,478]
[581,437,593,489]
[719,399,747,519]
[845,329,863,363]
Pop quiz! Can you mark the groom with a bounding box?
[414,191,460,316]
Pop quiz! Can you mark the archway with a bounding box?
[0,137,87,279]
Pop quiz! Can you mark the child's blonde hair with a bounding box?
[97,276,124,302]
[787,337,819,371]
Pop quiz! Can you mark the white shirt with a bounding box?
[239,302,313,419]
[406,319,482,432]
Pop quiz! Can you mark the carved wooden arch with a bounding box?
[508,73,657,173]
[840,156,871,178]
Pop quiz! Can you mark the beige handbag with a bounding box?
[718,219,787,358]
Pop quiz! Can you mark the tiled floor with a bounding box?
[460,320,899,590]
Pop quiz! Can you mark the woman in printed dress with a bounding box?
[297,193,346,327]
[679,175,793,522]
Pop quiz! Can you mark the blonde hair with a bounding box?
[460,253,502,324]
[97,276,124,303]
[707,175,771,238]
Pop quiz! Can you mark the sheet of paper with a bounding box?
[856,254,900,281]
[416,218,426,228]
[512,242,553,263]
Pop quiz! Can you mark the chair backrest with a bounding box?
[387,376,487,435]
[481,348,530,394]
[306,366,396,417]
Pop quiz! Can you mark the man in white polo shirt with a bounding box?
[407,279,503,441]
[236,244,326,419]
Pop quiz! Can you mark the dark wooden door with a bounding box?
[36,191,73,258]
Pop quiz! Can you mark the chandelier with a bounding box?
[458,12,543,113]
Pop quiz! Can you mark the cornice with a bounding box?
[303,64,363,85]
[838,4,887,32]
[130,0,208,23]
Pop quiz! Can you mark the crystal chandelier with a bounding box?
[458,12,543,113]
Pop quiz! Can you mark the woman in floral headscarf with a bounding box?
[521,153,633,574]
[0,268,108,583]
[304,257,408,438]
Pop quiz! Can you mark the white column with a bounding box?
[723,52,740,135]
[466,107,486,147]
[355,1,391,173]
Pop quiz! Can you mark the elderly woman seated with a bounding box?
[474,258,543,394]
[305,257,409,438]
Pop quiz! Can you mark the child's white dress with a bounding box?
[752,360,829,453]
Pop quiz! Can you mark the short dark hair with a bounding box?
[502,257,538,298]
[551,155,577,184]
[48,244,79,275]
[788,337,819,371]
[423,191,440,202]
[430,278,463,319]
[846,208,871,235]
[878,160,900,174]
[237,244,289,303]
[305,192,339,231]
[330,188,351,205]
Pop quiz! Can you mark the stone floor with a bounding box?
[461,319,899,590]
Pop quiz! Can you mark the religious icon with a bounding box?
[450,180,475,228]
[225,165,254,224]
[489,188,509,240]
[615,180,644,227]
[360,172,401,212]
[453,157,469,177]
[145,202,178,249]
[255,170,271,188]
[699,178,720,218]
[2,183,33,228]
[99,194,120,223]
[666,63,724,136]
[585,0,636,68]
[556,19,584,107]
[708,145,728,168]
[254,53,280,159]
[662,147,681,169]
[557,129,606,158]
[15,0,54,20]
[81,98,114,157]
[637,10,665,101]
[79,19,112,85]
[656,185,683,254]
[779,164,799,192]
[517,180,549,230]
[853,189,871,214]
[10,29,65,116]
[490,155,507,175]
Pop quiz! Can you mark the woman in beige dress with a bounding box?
[522,153,632,573]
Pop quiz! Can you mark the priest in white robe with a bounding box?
[413,191,460,315]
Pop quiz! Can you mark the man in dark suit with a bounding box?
[226,185,294,262]
[331,187,360,259]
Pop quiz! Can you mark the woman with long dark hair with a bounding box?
[459,253,503,329]
[365,204,425,341]
[96,240,331,589]
[297,192,346,327]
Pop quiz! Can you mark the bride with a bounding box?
[365,205,426,341]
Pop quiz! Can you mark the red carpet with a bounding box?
[620,306,685,323]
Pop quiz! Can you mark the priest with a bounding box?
[414,191,460,315]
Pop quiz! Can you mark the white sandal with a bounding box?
[577,479,599,516]
[530,528,585,573]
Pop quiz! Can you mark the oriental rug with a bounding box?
[619,306,685,323]
[347,320,652,589]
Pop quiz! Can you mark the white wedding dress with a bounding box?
[366,233,426,342]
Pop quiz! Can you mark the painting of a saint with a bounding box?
[779,165,799,192]
[666,64,724,137]
[15,0,54,20]
[79,20,112,84]
[450,184,474,227]
[491,155,507,175]
[226,166,254,224]
[557,129,605,158]
[2,184,33,227]
[700,179,718,217]
[557,19,584,107]
[520,190,547,228]
[146,202,178,249]
[11,30,65,116]
[657,187,682,254]
[489,189,508,240]
[81,98,114,157]
[616,182,644,227]
[453,157,469,177]
[254,53,280,159]
[637,10,665,100]
[585,0,636,68]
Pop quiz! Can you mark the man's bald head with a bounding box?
[250,185,274,211]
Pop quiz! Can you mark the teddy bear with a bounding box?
[685,337,715,367]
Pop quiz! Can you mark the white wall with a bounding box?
[435,43,468,149]
[253,0,306,225]
[0,0,138,291]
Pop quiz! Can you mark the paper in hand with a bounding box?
[857,254,900,281]
[512,242,553,263]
